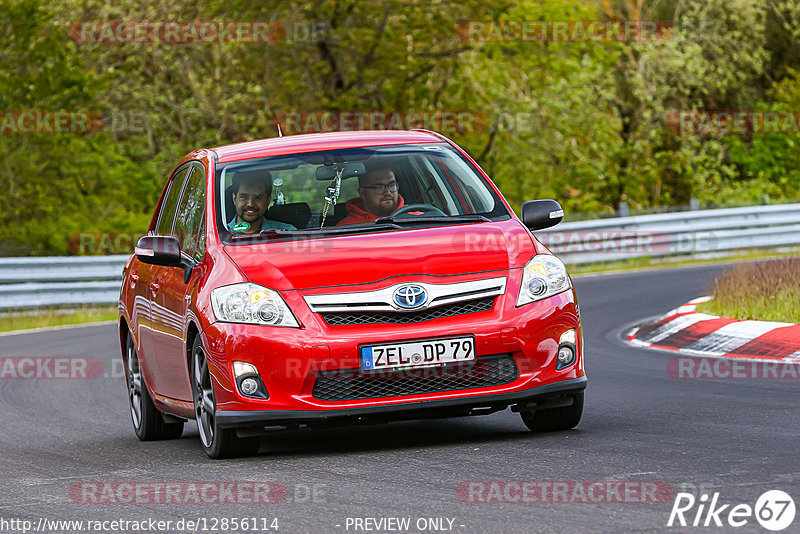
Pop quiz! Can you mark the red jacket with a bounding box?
[337,195,406,226]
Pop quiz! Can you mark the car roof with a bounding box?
[210,130,446,163]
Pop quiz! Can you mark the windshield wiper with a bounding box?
[373,214,491,225]
[278,223,403,235]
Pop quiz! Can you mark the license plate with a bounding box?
[360,336,475,371]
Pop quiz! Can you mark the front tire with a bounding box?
[191,336,260,459]
[125,334,184,441]
[521,392,583,432]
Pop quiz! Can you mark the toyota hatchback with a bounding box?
[118,129,586,458]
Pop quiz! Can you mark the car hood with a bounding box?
[223,220,539,291]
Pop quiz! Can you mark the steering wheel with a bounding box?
[388,203,447,218]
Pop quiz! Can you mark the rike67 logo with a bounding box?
[668,490,795,531]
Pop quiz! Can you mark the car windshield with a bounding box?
[216,143,508,242]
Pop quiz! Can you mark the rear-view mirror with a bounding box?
[315,162,367,181]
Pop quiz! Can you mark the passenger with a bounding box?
[227,170,296,233]
[337,167,406,225]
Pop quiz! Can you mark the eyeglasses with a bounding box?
[361,182,398,193]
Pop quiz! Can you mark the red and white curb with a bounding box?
[626,297,800,362]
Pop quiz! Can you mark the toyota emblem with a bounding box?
[393,285,428,310]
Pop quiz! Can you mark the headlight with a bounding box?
[210,283,299,327]
[516,254,571,306]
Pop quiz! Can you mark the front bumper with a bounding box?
[201,270,584,416]
[216,376,586,429]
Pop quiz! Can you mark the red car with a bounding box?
[118,129,586,458]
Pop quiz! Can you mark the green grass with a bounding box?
[696,257,800,323]
[0,306,118,333]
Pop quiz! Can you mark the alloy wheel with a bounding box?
[127,339,143,429]
[193,344,215,447]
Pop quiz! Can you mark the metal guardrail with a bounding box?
[536,203,800,264]
[0,255,128,310]
[0,255,130,284]
[1,204,799,310]
[0,281,123,310]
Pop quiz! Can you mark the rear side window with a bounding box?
[174,164,206,260]
[155,166,189,235]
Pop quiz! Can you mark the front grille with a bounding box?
[312,354,518,401]
[321,297,495,326]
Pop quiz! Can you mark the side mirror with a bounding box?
[135,235,182,267]
[521,200,564,230]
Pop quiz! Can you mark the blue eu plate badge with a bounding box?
[361,347,374,369]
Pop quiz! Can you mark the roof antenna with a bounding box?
[276,123,283,138]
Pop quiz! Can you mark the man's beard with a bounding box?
[374,197,397,216]
[239,208,262,222]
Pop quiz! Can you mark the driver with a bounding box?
[227,169,296,233]
[337,167,406,225]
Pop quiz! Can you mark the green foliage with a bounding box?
[725,70,800,200]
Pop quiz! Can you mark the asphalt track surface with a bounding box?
[0,263,798,534]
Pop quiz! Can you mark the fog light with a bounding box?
[557,346,575,367]
[232,361,268,399]
[556,329,577,370]
[240,377,259,395]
